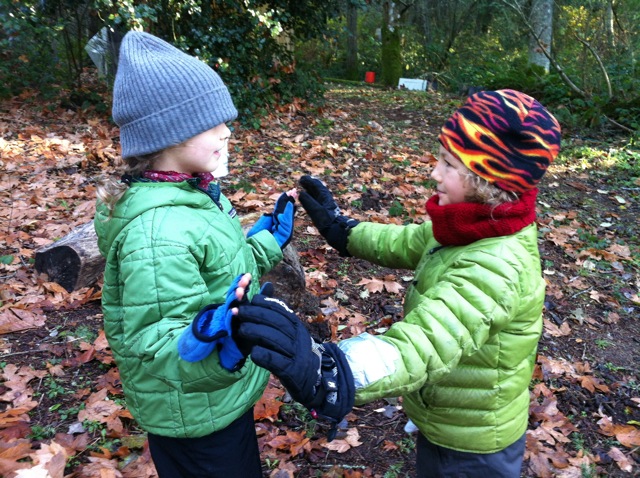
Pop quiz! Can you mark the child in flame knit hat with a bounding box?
[95,31,296,478]
[232,89,561,478]
[438,88,560,193]
[425,88,561,246]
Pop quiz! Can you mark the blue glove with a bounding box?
[246,214,274,238]
[177,274,247,371]
[247,193,296,249]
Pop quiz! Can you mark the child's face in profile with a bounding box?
[153,123,231,174]
[431,145,473,206]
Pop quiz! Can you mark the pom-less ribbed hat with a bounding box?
[439,89,561,193]
[112,31,238,159]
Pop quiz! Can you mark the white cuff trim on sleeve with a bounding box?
[338,333,399,390]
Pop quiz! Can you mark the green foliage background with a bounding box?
[0,0,338,123]
[296,0,640,133]
[1,0,639,133]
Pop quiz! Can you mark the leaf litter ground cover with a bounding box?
[1,81,639,477]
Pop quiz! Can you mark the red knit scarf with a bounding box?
[425,188,538,246]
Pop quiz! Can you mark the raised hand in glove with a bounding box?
[247,190,297,249]
[178,273,251,371]
[234,292,355,440]
[298,176,359,256]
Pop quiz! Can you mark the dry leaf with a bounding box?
[579,375,610,393]
[254,382,285,422]
[543,319,571,337]
[0,308,46,334]
[607,446,634,473]
[321,428,362,453]
[382,440,398,451]
[597,416,640,447]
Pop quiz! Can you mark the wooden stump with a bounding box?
[35,222,105,293]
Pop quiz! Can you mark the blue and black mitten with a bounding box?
[298,176,359,257]
[235,292,355,441]
[247,192,296,249]
[178,275,247,372]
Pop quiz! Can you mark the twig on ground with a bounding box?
[570,287,593,299]
[0,349,51,359]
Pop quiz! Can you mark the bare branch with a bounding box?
[574,34,613,99]
[496,1,633,132]
[498,0,587,98]
[603,116,636,134]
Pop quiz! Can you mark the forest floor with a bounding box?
[0,81,639,478]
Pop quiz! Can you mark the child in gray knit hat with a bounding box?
[94,31,296,477]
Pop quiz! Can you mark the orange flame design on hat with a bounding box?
[439,89,561,193]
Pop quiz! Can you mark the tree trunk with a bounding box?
[605,0,615,49]
[345,1,359,81]
[381,1,402,87]
[418,0,432,43]
[528,0,553,72]
[475,1,494,35]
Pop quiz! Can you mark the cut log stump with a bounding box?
[35,222,105,293]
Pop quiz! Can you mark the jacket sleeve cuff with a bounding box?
[245,229,283,276]
[337,333,399,390]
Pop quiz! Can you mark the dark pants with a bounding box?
[147,408,262,478]
[416,432,526,478]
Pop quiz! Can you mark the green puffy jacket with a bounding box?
[94,181,282,438]
[342,221,544,453]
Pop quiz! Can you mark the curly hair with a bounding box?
[95,153,157,215]
[460,167,520,207]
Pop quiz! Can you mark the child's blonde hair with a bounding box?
[96,154,156,214]
[461,167,520,206]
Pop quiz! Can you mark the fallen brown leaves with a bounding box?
[357,276,404,295]
[1,83,639,476]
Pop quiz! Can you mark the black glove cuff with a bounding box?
[309,342,355,426]
[323,216,359,257]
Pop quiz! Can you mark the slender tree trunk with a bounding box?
[475,1,493,34]
[419,0,432,43]
[528,0,553,72]
[605,0,615,49]
[381,1,402,87]
[346,1,359,81]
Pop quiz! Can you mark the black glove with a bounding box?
[298,175,359,257]
[235,293,355,440]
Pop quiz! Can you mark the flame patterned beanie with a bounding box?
[112,31,237,159]
[439,89,561,193]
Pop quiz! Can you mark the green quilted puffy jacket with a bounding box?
[94,181,282,438]
[345,221,544,453]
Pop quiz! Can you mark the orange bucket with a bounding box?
[365,71,375,83]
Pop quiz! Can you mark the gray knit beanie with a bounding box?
[112,31,238,159]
